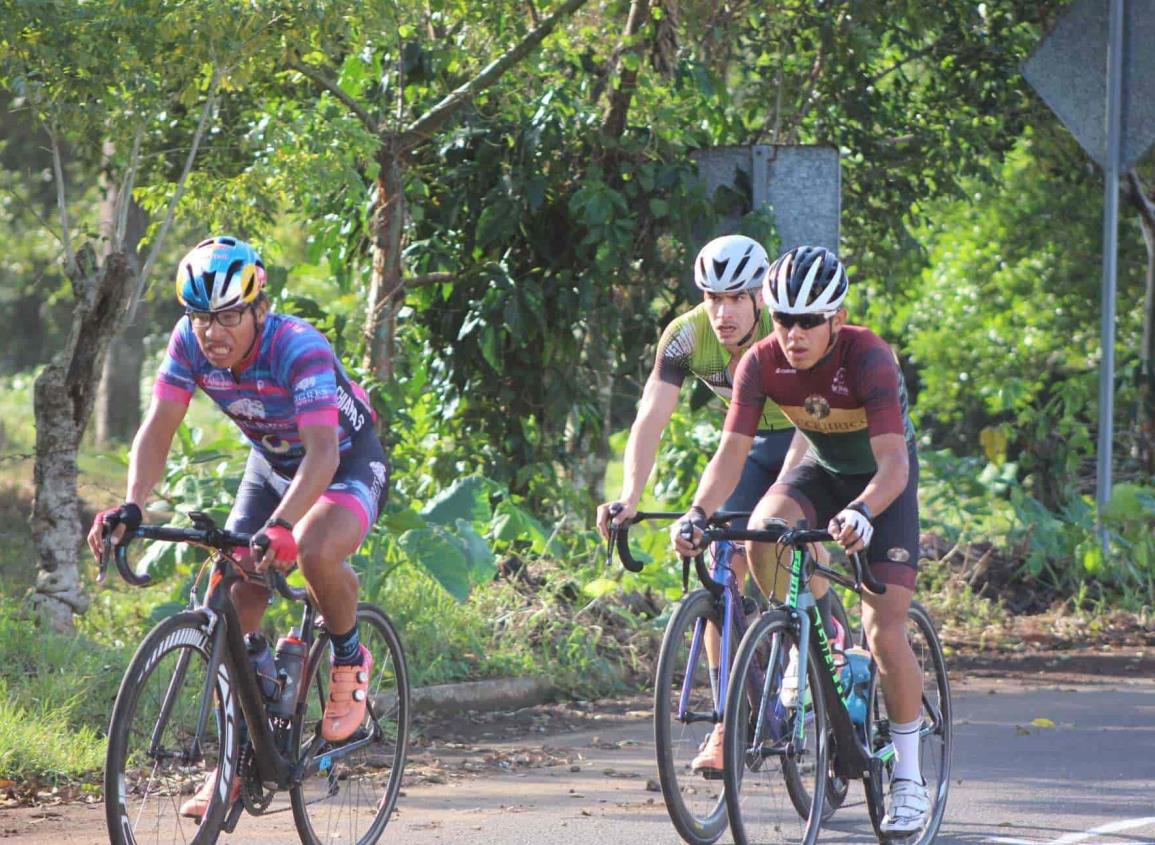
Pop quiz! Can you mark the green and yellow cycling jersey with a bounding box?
[651,302,793,432]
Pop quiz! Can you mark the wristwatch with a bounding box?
[264,517,294,531]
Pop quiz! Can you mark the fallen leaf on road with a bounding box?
[1030,718,1055,728]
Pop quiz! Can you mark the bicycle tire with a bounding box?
[105,612,237,845]
[863,600,952,844]
[290,602,410,845]
[723,609,827,845]
[653,589,734,845]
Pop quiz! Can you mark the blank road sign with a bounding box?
[1022,0,1155,171]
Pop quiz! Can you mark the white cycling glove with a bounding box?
[832,506,874,548]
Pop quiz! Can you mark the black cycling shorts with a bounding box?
[722,428,796,532]
[767,444,920,589]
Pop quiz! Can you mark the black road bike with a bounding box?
[698,521,953,845]
[99,511,410,845]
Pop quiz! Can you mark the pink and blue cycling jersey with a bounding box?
[154,313,374,476]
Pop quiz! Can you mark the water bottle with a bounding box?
[269,629,308,718]
[245,632,281,701]
[841,646,873,726]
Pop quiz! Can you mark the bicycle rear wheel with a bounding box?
[723,609,827,845]
[864,600,952,844]
[290,602,410,845]
[653,589,732,845]
[105,612,237,845]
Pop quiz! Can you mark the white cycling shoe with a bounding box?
[881,777,930,836]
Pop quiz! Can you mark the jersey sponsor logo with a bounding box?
[227,398,266,419]
[887,547,911,563]
[804,394,831,420]
[780,404,869,434]
[831,367,849,396]
[296,375,318,390]
[336,384,366,432]
[203,370,231,389]
[260,434,294,454]
[369,460,388,503]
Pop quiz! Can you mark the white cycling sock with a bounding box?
[890,717,923,783]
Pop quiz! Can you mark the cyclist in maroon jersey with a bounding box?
[670,246,929,835]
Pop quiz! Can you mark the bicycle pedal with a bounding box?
[220,797,245,834]
[695,766,724,781]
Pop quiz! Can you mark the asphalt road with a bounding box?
[4,664,1154,844]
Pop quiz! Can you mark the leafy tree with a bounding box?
[0,0,278,629]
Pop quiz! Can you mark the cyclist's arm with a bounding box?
[690,430,755,515]
[619,375,680,507]
[266,423,340,528]
[852,432,910,516]
[125,397,189,506]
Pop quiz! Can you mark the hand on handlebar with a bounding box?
[88,502,143,562]
[250,520,298,573]
[596,500,637,541]
[670,507,709,557]
[829,507,873,554]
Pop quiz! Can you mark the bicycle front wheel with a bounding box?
[864,599,953,844]
[105,612,238,845]
[723,609,827,845]
[290,602,410,845]
[653,589,732,845]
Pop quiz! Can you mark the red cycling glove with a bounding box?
[251,521,297,568]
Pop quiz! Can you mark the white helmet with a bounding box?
[693,235,770,293]
[763,246,849,314]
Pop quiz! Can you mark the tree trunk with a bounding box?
[1125,171,1155,473]
[363,144,406,385]
[94,323,146,446]
[30,250,136,631]
[93,183,148,447]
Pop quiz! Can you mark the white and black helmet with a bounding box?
[763,246,849,314]
[693,235,770,293]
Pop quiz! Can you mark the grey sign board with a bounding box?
[1022,0,1155,171]
[691,144,840,254]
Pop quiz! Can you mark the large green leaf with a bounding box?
[397,526,473,602]
[420,476,493,528]
[453,518,497,585]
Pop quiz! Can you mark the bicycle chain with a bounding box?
[237,742,276,815]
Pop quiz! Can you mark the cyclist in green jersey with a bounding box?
[597,235,844,774]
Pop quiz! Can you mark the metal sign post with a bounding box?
[1024,0,1155,553]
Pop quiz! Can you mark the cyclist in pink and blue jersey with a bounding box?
[87,236,386,818]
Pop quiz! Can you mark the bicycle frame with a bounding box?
[677,540,743,724]
[106,519,385,801]
[777,543,945,780]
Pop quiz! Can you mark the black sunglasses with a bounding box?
[772,312,832,330]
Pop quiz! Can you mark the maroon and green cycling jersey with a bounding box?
[725,325,915,475]
[653,303,792,432]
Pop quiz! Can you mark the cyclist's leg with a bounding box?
[691,431,793,770]
[296,438,389,742]
[223,449,282,633]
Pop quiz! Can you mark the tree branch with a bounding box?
[1125,169,1155,234]
[113,126,144,249]
[287,58,376,134]
[601,0,650,140]
[46,122,76,278]
[405,271,455,289]
[400,0,590,150]
[130,64,225,321]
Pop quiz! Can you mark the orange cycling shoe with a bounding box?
[178,768,241,819]
[321,645,374,742]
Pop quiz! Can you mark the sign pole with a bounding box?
[1097,0,1125,554]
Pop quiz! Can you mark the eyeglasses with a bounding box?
[772,312,832,330]
[186,307,249,329]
